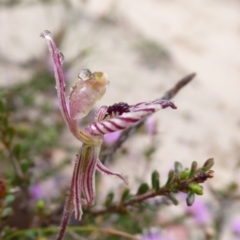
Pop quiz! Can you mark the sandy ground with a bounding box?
[1,0,240,239]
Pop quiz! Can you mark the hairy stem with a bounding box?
[40,31,92,143]
[55,154,78,240]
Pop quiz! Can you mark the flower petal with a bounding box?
[81,146,100,205]
[72,150,84,220]
[85,100,176,135]
[40,30,76,134]
[96,159,128,185]
[72,145,101,220]
[95,106,108,122]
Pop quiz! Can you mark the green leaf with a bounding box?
[189,183,203,195]
[166,193,178,205]
[0,99,5,112]
[105,192,114,206]
[202,158,214,172]
[121,189,130,202]
[137,183,149,195]
[189,161,198,178]
[227,182,238,193]
[26,230,37,239]
[165,170,175,186]
[6,127,15,143]
[0,226,13,238]
[174,162,182,173]
[13,144,22,159]
[186,191,195,206]
[151,170,160,192]
[179,169,190,180]
[170,186,178,193]
[144,146,156,160]
[20,159,32,174]
[1,207,13,218]
[36,199,45,211]
[144,202,157,211]
[4,195,15,205]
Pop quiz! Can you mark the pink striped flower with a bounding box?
[40,30,177,240]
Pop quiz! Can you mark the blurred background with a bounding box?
[0,0,240,239]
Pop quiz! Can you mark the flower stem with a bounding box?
[55,153,78,240]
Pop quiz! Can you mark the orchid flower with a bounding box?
[40,30,177,240]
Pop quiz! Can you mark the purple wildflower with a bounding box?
[186,199,210,225]
[142,229,172,240]
[30,184,45,202]
[30,181,60,203]
[232,218,240,236]
[40,30,177,240]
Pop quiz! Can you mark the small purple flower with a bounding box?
[30,184,45,202]
[232,218,240,235]
[186,199,210,225]
[142,231,161,240]
[142,229,172,240]
[30,181,60,203]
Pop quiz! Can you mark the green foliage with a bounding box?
[104,192,114,207]
[1,207,13,219]
[151,170,160,192]
[137,183,149,195]
[121,188,131,202]
[186,191,195,206]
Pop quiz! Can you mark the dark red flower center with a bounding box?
[105,102,130,118]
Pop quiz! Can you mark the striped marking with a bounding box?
[82,147,99,205]
[86,100,176,136]
[73,149,84,220]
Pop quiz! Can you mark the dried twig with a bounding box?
[101,73,196,164]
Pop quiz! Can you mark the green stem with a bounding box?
[5,226,139,240]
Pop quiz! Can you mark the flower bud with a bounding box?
[180,169,190,180]
[189,183,203,195]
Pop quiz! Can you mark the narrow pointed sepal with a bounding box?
[40,30,81,140]
[73,145,100,220]
[96,159,129,185]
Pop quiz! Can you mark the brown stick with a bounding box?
[101,73,196,164]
